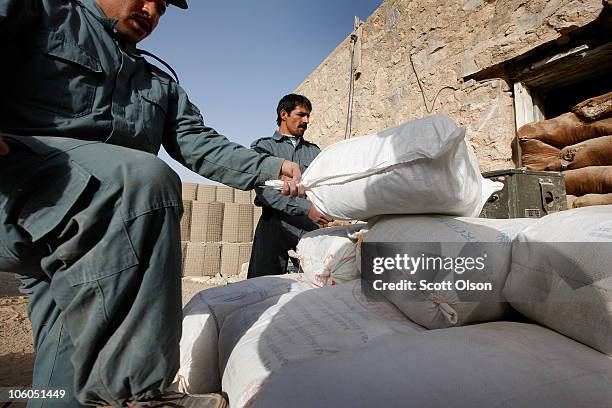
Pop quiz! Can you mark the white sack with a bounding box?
[178,274,310,393]
[267,114,501,220]
[290,223,367,287]
[252,322,612,408]
[503,205,612,355]
[362,215,535,329]
[219,280,425,408]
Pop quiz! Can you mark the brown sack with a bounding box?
[519,139,560,170]
[573,91,612,121]
[517,113,612,146]
[546,135,612,171]
[564,166,612,196]
[566,193,612,208]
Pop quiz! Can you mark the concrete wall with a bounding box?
[295,0,604,171]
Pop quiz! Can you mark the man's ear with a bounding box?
[279,109,289,122]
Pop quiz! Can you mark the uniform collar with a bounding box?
[77,0,120,37]
[273,131,304,143]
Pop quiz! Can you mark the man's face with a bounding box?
[96,0,167,43]
[280,105,311,137]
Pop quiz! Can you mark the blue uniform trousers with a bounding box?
[0,136,183,407]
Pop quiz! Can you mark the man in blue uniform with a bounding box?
[248,94,332,278]
[0,1,303,406]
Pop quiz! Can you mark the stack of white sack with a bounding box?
[218,279,425,408]
[266,114,502,220]
[289,223,367,287]
[503,205,612,355]
[177,274,311,394]
[360,215,536,329]
[249,322,612,408]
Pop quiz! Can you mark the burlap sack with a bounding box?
[572,91,612,121]
[567,193,612,208]
[517,112,612,146]
[564,166,612,196]
[519,138,560,170]
[546,135,612,171]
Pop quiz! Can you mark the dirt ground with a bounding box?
[0,272,219,398]
[0,273,33,392]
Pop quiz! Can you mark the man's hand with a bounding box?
[0,133,9,156]
[308,203,333,226]
[279,160,305,197]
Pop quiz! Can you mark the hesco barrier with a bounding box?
[180,183,259,277]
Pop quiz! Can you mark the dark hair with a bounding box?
[276,94,312,126]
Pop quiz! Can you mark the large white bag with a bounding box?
[251,322,612,408]
[361,215,535,329]
[290,223,367,287]
[503,205,612,355]
[177,274,311,393]
[268,115,501,220]
[218,280,425,408]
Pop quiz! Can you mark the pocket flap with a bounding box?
[18,160,92,242]
[137,77,169,114]
[31,33,103,73]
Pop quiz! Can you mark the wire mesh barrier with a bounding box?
[180,183,257,278]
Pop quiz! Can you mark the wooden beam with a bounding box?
[513,81,535,130]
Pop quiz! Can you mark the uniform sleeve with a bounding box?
[251,140,312,217]
[0,0,40,46]
[162,81,283,190]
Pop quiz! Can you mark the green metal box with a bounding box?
[479,169,568,219]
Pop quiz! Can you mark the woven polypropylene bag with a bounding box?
[503,205,612,355]
[291,224,367,287]
[266,115,500,220]
[178,275,311,394]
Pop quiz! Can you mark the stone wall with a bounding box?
[296,0,604,171]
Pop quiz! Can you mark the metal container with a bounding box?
[480,169,568,219]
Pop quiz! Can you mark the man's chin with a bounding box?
[135,33,149,43]
[114,28,143,43]
[132,28,150,42]
[122,30,148,43]
[118,22,150,43]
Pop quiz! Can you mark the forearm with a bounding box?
[163,88,283,190]
[166,128,283,190]
[255,186,311,216]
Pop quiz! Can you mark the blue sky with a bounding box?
[142,0,383,183]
